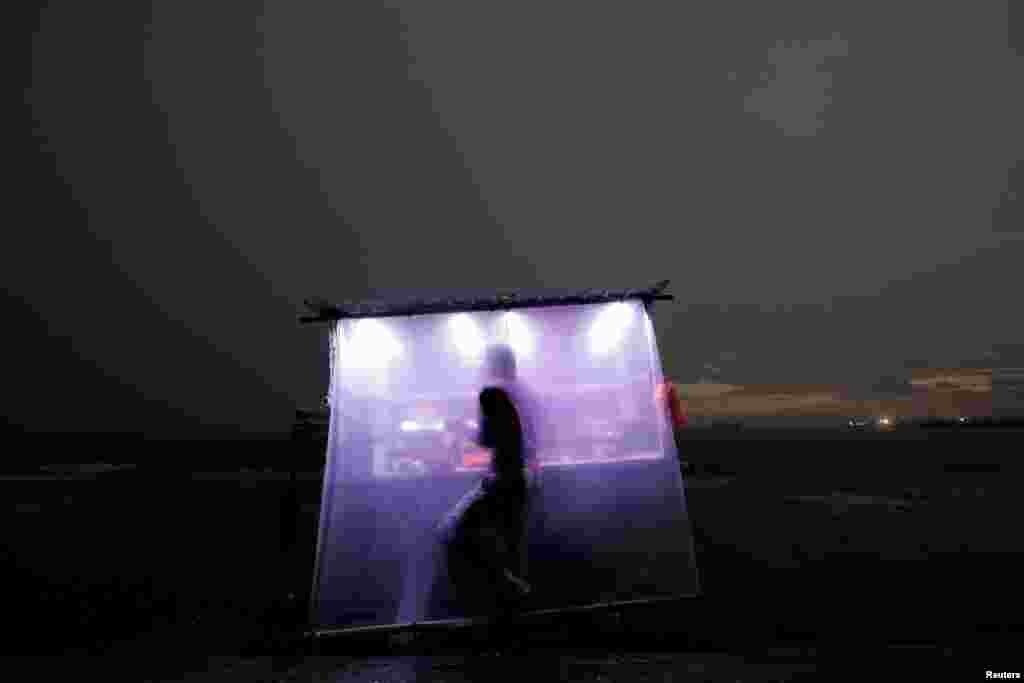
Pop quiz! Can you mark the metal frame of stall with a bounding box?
[296,280,700,648]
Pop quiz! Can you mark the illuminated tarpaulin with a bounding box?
[300,282,698,635]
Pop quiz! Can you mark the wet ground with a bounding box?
[21,638,1003,682]
[14,575,1015,682]
[5,432,1023,679]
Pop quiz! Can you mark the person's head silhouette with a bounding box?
[481,342,540,464]
[483,343,517,384]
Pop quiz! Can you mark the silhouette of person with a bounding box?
[437,343,539,612]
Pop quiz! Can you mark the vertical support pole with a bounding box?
[308,322,343,632]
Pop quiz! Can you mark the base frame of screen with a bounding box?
[304,591,702,643]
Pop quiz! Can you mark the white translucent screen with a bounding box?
[311,302,698,630]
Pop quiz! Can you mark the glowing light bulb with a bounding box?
[449,313,486,360]
[589,302,636,355]
[499,312,534,358]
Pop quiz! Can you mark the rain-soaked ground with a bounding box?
[6,432,1023,679]
[15,632,1000,682]
[10,608,983,683]
[14,549,1016,682]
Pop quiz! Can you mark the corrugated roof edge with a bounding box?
[299,280,672,323]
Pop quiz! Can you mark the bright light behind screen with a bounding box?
[448,313,486,361]
[315,297,698,634]
[499,312,534,358]
[333,324,347,367]
[400,419,444,432]
[589,302,636,355]
[343,318,402,369]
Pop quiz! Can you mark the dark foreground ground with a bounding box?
[3,428,1022,680]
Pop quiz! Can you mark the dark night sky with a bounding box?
[11,2,1023,437]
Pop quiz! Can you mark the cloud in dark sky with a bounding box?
[743,33,850,137]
